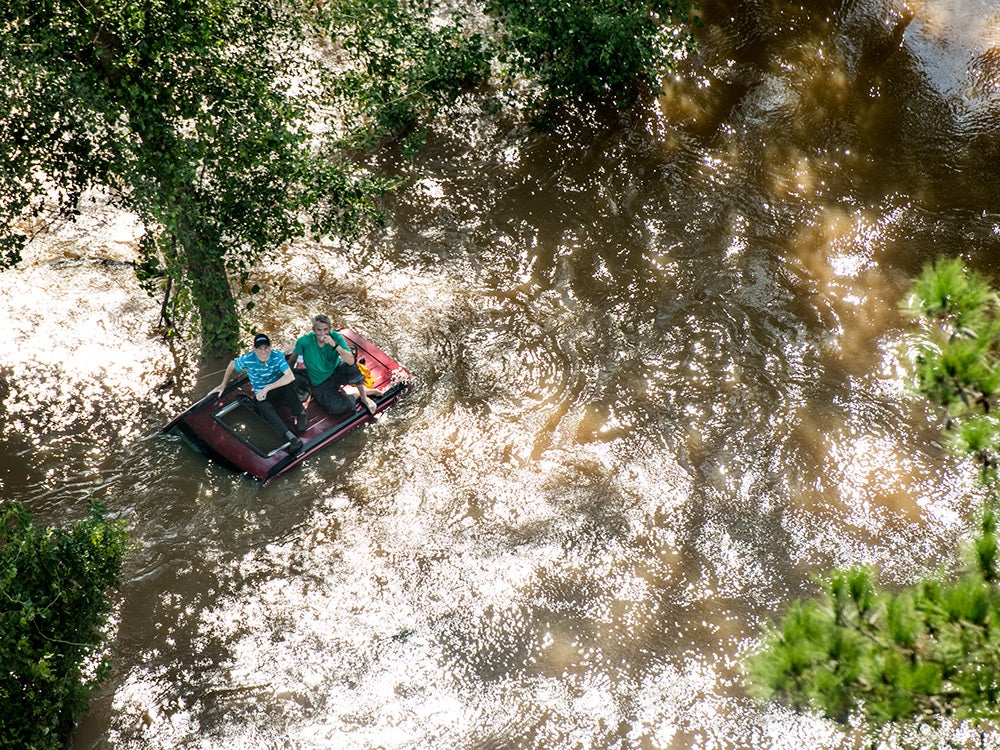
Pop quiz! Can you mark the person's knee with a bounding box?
[318,391,356,415]
[334,361,364,386]
[293,371,312,401]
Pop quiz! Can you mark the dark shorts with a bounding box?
[297,362,363,415]
[330,361,365,388]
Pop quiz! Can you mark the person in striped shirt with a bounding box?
[211,333,307,454]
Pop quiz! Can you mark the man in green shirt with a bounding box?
[294,314,378,415]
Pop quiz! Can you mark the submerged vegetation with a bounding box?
[0,500,128,749]
[746,258,1000,738]
[0,0,697,357]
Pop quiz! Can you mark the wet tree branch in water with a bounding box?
[745,258,1000,738]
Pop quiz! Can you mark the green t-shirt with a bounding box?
[294,330,349,386]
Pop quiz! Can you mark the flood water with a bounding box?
[4,0,1000,747]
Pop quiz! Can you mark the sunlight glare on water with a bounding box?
[0,0,994,748]
[0,206,180,505]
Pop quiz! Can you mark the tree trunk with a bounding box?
[80,8,243,359]
[185,241,240,359]
[169,205,240,359]
[132,118,242,359]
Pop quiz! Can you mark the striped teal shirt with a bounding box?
[234,350,289,393]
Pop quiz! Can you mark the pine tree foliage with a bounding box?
[745,258,1000,734]
[908,258,1000,480]
[747,538,1000,727]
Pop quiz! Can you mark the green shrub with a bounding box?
[322,0,492,156]
[0,500,128,749]
[486,0,697,108]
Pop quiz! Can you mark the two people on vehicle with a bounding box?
[210,315,382,454]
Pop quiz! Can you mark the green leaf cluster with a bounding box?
[907,258,1000,481]
[0,500,128,749]
[319,0,699,145]
[321,0,492,156]
[486,0,698,108]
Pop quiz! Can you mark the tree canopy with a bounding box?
[2,0,384,356]
[487,0,696,107]
[1,0,696,357]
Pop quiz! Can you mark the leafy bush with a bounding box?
[0,500,128,749]
[486,0,697,108]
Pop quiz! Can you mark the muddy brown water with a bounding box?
[3,0,1000,747]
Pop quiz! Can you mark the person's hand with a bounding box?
[209,385,223,396]
[255,389,267,401]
